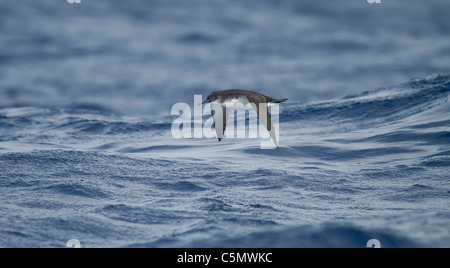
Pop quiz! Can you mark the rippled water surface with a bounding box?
[0,0,449,247]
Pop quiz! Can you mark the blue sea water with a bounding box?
[0,0,449,247]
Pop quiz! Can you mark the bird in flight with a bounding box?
[201,89,288,148]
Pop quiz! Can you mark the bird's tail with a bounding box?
[271,97,288,103]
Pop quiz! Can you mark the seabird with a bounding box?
[201,89,288,148]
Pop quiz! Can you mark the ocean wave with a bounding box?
[129,223,416,248]
[283,74,450,125]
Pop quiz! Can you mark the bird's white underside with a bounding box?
[211,95,275,109]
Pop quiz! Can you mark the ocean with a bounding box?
[0,0,449,247]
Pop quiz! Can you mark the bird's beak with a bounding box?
[201,99,210,104]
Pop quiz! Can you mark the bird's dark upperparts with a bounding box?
[202,89,288,104]
[201,89,288,148]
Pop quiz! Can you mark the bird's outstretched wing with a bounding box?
[211,103,229,142]
[247,94,278,148]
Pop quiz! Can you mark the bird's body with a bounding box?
[202,89,288,148]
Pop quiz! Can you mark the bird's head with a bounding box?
[201,92,219,104]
